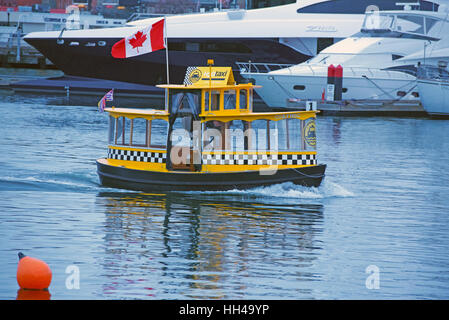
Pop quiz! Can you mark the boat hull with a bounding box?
[24,37,308,85]
[96,160,326,192]
[243,72,419,109]
[418,79,449,116]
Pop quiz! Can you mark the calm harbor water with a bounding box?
[1,70,449,300]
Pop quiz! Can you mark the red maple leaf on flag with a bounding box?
[128,31,147,53]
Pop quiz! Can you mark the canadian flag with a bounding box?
[111,19,165,59]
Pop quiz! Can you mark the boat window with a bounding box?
[425,17,438,33]
[224,90,236,109]
[113,116,131,146]
[396,15,425,35]
[268,118,316,152]
[293,85,306,91]
[186,43,200,52]
[203,120,224,152]
[204,90,220,111]
[108,115,115,144]
[225,121,255,152]
[317,38,334,53]
[273,119,288,151]
[169,90,201,117]
[248,120,270,152]
[362,12,394,32]
[150,119,168,148]
[287,119,302,151]
[221,121,241,151]
[170,117,192,148]
[239,89,248,110]
[130,118,149,147]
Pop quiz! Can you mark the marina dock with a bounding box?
[1,71,427,116]
[285,99,426,116]
[0,27,53,68]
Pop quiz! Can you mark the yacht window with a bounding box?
[396,15,425,35]
[293,85,306,91]
[425,17,438,33]
[392,54,403,61]
[397,91,406,97]
[362,12,394,31]
[169,42,186,51]
[342,88,348,93]
[201,42,252,54]
[186,43,200,52]
[317,38,334,53]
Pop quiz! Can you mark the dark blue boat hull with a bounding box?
[97,160,326,192]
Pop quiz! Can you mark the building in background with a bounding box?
[0,0,296,16]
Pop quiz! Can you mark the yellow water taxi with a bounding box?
[96,62,326,191]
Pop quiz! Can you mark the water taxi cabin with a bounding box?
[97,63,326,191]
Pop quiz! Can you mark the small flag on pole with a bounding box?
[98,89,114,112]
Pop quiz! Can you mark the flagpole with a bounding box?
[164,16,169,85]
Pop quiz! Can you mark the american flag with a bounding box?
[98,89,114,112]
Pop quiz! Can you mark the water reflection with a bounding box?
[96,191,324,299]
[16,289,51,300]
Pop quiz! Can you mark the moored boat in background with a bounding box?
[418,62,449,116]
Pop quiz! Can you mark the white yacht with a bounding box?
[241,2,449,109]
[21,0,435,86]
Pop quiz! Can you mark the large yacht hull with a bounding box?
[24,37,308,85]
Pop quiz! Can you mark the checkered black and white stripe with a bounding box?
[183,67,197,86]
[108,148,166,163]
[202,153,316,166]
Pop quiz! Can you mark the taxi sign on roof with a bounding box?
[183,66,235,87]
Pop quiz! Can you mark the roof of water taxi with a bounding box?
[104,107,318,122]
[156,83,261,90]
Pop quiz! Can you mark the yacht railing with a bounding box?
[417,65,449,81]
[236,62,294,74]
[238,61,415,79]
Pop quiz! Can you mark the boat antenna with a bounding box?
[164,15,169,84]
[208,59,214,110]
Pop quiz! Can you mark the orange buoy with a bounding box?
[16,252,52,290]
